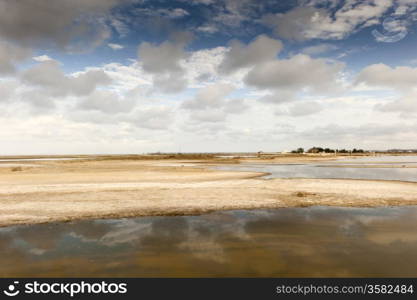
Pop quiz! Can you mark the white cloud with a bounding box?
[356,63,417,91]
[301,43,338,55]
[138,32,192,93]
[108,43,124,50]
[0,41,31,74]
[258,90,296,104]
[182,83,247,123]
[32,55,53,62]
[138,33,191,74]
[134,7,189,19]
[21,60,112,97]
[77,90,136,114]
[0,0,124,51]
[244,54,344,94]
[0,80,18,102]
[182,83,234,110]
[263,0,393,41]
[219,35,283,74]
[285,101,323,117]
[356,63,417,116]
[127,107,175,130]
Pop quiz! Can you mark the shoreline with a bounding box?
[1,156,417,227]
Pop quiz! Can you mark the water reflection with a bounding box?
[1,206,417,277]
[215,156,417,182]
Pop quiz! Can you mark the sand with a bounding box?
[1,156,417,227]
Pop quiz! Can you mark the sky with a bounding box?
[1,0,417,154]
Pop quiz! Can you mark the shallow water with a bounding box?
[215,155,417,182]
[1,206,417,277]
[0,158,80,162]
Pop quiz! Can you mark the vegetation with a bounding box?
[291,147,366,154]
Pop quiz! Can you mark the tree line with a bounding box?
[291,147,365,154]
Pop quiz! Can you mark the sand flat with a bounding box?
[1,157,417,227]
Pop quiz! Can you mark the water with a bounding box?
[0,158,81,162]
[0,157,84,168]
[214,155,417,182]
[1,206,417,277]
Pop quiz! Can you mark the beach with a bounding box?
[1,155,417,227]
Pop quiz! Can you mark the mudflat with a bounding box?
[1,156,417,227]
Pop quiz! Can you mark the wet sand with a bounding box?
[1,156,417,227]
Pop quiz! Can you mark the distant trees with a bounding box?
[291,148,304,153]
[290,147,366,154]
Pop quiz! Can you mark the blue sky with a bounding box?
[1,0,417,154]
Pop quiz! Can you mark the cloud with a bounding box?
[219,35,283,74]
[301,43,338,55]
[189,109,227,123]
[356,63,417,116]
[245,54,344,94]
[153,74,188,94]
[108,43,124,50]
[375,92,417,116]
[0,0,125,51]
[0,80,18,102]
[69,103,174,130]
[138,32,192,74]
[298,122,417,146]
[263,0,392,41]
[77,90,136,114]
[258,91,296,104]
[134,7,190,19]
[32,55,53,62]
[0,41,31,74]
[356,63,417,91]
[21,60,112,97]
[138,32,193,93]
[127,107,174,130]
[275,101,323,117]
[19,90,56,112]
[182,83,234,110]
[182,83,247,122]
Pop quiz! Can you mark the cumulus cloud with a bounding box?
[374,92,417,117]
[138,32,192,74]
[182,83,234,110]
[182,83,247,122]
[127,107,174,130]
[0,80,18,102]
[219,35,283,74]
[277,101,324,117]
[21,60,112,97]
[263,0,392,41]
[356,63,417,116]
[298,122,417,147]
[0,0,125,51]
[138,32,192,93]
[0,41,31,74]
[258,91,296,104]
[32,55,53,62]
[77,90,136,114]
[189,109,227,123]
[108,43,124,50]
[134,7,190,19]
[70,104,174,130]
[356,63,417,91]
[245,54,344,94]
[19,90,56,111]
